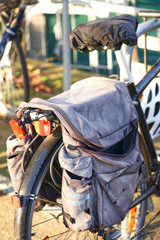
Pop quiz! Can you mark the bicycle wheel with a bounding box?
[0,36,29,117]
[14,128,148,240]
[14,129,100,240]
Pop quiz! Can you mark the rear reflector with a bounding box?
[128,206,136,233]
[11,195,21,208]
[34,120,51,136]
[9,118,27,140]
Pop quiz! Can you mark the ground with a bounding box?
[0,189,160,239]
[0,191,14,239]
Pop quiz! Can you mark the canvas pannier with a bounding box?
[6,123,61,210]
[6,123,37,193]
[14,76,143,230]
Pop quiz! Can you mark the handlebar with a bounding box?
[116,13,160,83]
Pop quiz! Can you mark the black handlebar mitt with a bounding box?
[70,14,138,52]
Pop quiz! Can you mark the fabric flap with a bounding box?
[17,77,138,149]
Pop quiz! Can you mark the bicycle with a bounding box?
[9,11,160,240]
[0,1,36,117]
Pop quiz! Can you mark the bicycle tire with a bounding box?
[14,129,100,240]
[0,36,29,117]
[13,36,30,102]
[14,129,63,240]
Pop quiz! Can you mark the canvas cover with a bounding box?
[70,14,138,52]
[14,77,143,230]
[17,77,138,149]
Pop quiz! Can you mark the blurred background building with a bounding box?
[25,0,160,76]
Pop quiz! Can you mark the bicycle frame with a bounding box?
[115,17,160,83]
[115,13,160,208]
[0,6,25,59]
[127,80,160,208]
[0,6,29,118]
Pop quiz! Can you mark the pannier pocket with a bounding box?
[59,144,92,178]
[6,132,61,210]
[96,163,141,228]
[62,169,96,231]
[6,134,33,193]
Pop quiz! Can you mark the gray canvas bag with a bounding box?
[6,123,35,193]
[6,124,61,209]
[15,77,144,231]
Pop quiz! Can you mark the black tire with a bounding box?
[14,130,62,240]
[12,36,30,102]
[14,130,99,240]
[0,36,29,116]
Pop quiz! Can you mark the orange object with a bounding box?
[9,119,27,140]
[11,195,21,208]
[44,237,50,240]
[34,120,52,136]
[128,206,136,233]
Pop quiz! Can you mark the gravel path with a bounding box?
[0,175,160,240]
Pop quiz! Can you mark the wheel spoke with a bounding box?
[32,217,56,228]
